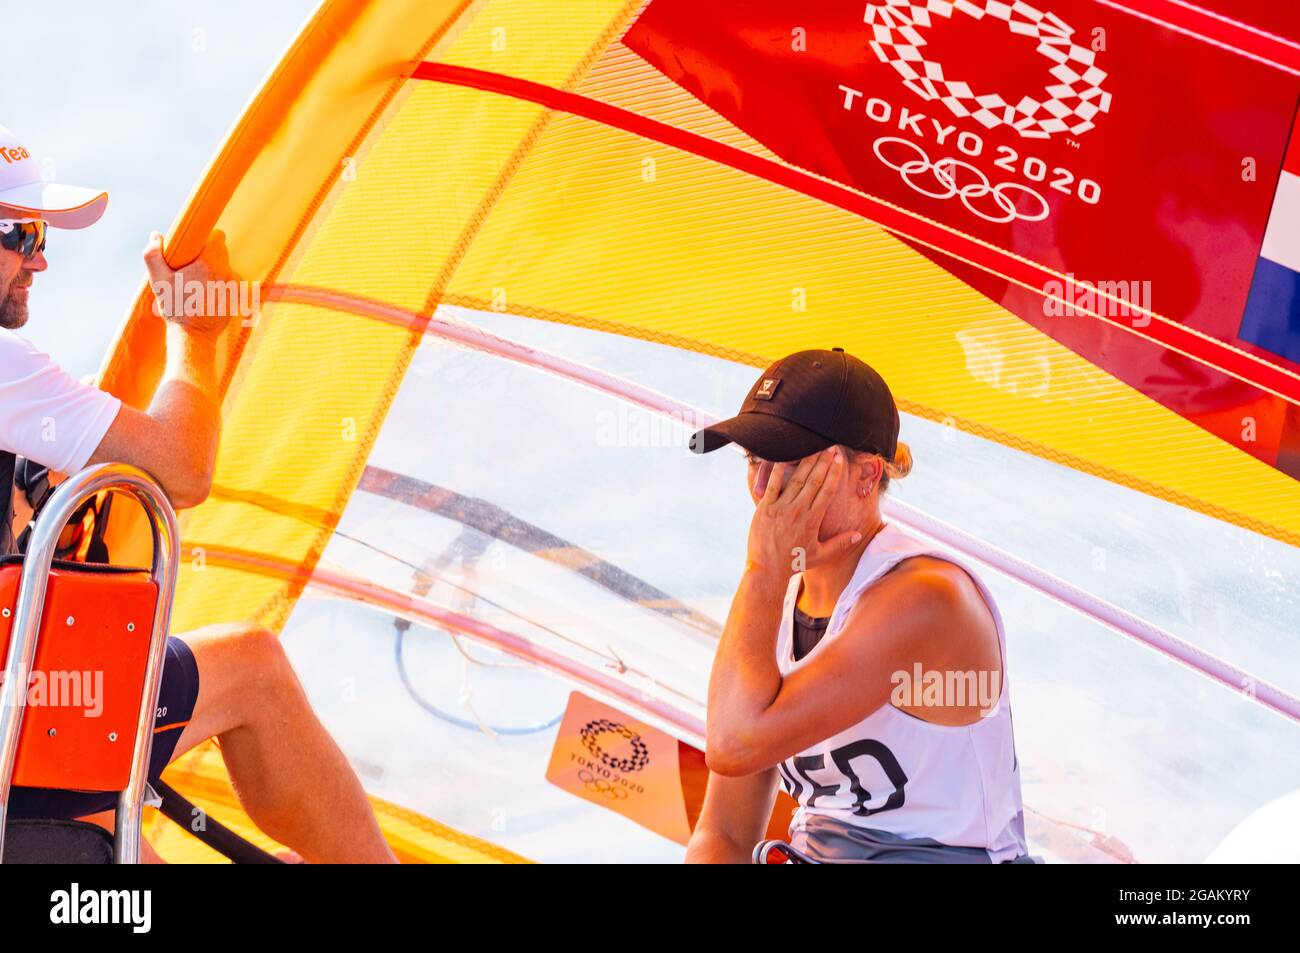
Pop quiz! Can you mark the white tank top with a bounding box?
[776,523,1028,863]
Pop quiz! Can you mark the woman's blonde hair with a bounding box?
[844,441,913,493]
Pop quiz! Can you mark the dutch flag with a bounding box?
[1240,123,1300,364]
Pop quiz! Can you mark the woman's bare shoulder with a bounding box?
[858,555,1001,664]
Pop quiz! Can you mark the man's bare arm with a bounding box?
[86,231,231,509]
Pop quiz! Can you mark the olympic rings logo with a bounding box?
[872,137,1050,224]
[578,768,631,800]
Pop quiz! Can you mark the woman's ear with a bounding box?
[854,452,882,498]
[851,452,869,498]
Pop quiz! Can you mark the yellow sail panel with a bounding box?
[285,86,551,309]
[176,300,415,630]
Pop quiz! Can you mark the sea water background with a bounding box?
[7,1,1299,863]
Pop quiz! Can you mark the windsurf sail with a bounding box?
[93,0,1300,862]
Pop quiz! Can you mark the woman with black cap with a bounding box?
[685,348,1031,864]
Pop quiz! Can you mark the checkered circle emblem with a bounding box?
[580,719,651,773]
[865,0,1111,139]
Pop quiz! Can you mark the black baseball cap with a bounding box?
[690,348,899,463]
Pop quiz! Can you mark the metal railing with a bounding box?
[0,463,179,863]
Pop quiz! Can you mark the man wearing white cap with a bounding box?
[0,124,396,862]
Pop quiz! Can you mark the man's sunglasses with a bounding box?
[0,220,47,259]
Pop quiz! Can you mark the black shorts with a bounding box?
[7,636,201,820]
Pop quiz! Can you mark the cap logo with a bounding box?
[0,145,31,165]
[754,378,780,401]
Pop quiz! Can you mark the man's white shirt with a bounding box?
[0,327,121,474]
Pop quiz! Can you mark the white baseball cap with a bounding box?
[0,123,107,229]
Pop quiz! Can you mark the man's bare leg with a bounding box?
[165,622,396,863]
